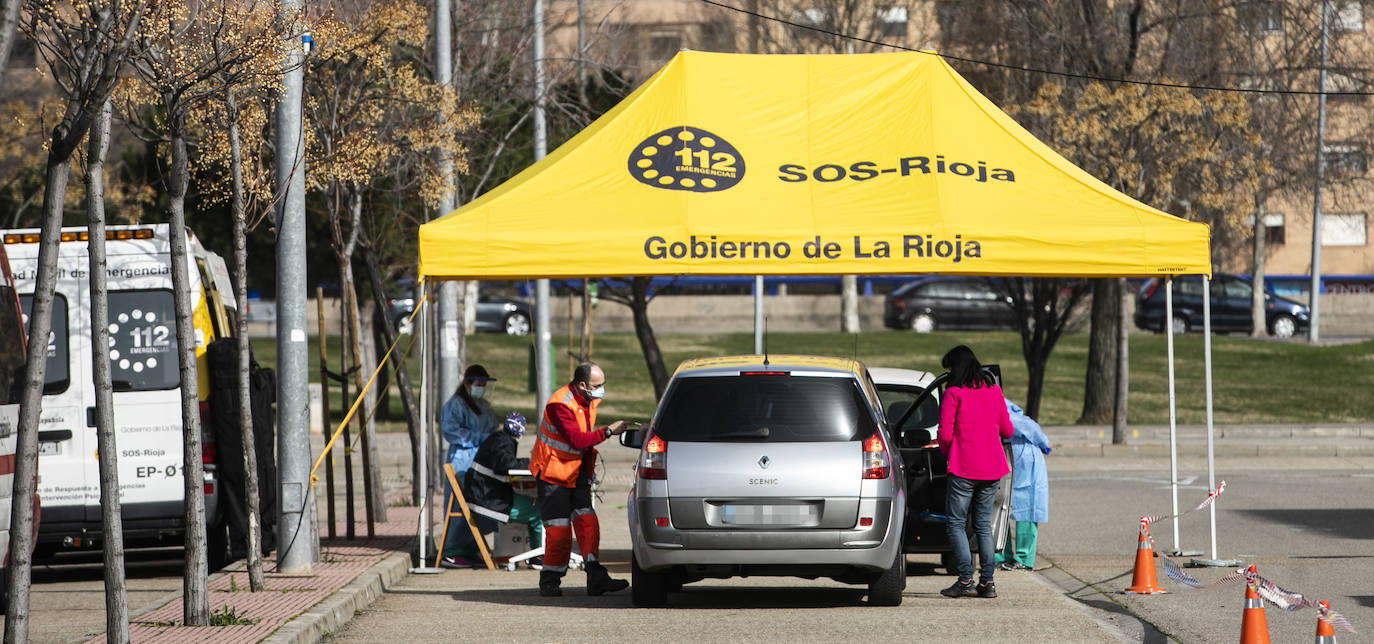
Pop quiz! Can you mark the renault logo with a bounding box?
[757,455,770,469]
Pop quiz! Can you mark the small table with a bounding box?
[504,469,585,571]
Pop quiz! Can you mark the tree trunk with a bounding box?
[1080,278,1119,425]
[85,98,131,642]
[840,275,860,333]
[628,277,669,400]
[336,188,385,530]
[362,244,424,507]
[226,86,265,591]
[6,145,74,644]
[1251,196,1268,336]
[0,0,21,90]
[167,124,209,626]
[1112,278,1129,443]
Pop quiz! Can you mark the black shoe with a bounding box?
[539,570,563,597]
[941,579,976,598]
[585,561,629,596]
[977,581,997,598]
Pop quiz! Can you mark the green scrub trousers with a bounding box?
[996,520,1039,568]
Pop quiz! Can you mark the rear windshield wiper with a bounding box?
[712,427,771,440]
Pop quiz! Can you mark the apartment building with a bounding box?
[546,1,1373,286]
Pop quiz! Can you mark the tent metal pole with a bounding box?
[411,295,440,573]
[1190,274,1236,567]
[753,275,764,354]
[1166,278,1180,553]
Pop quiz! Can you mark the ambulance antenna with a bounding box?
[762,317,770,367]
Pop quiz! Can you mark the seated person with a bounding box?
[442,412,544,568]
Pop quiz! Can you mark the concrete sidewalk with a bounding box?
[75,423,1370,643]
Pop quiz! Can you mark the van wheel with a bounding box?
[868,551,905,606]
[631,554,667,608]
[207,520,232,571]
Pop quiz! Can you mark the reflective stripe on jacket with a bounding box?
[529,385,599,487]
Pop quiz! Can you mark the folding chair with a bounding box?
[434,463,496,570]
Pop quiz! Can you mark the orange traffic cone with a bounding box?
[1314,600,1336,644]
[1240,567,1270,644]
[1124,518,1166,594]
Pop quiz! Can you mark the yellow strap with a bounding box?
[311,280,428,486]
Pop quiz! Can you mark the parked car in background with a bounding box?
[884,276,1018,333]
[1133,273,1309,338]
[869,367,1011,574]
[621,355,908,607]
[388,292,533,336]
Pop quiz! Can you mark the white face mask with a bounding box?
[586,385,605,400]
[470,385,487,399]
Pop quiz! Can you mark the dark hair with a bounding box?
[455,364,492,414]
[942,345,993,389]
[571,362,596,386]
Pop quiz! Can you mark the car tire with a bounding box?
[631,554,668,608]
[394,314,412,335]
[503,312,531,336]
[908,313,936,333]
[1170,314,1189,335]
[1269,314,1296,339]
[868,550,905,606]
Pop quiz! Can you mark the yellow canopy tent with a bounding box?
[419,50,1209,280]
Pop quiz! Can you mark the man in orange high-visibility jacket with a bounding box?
[530,362,629,597]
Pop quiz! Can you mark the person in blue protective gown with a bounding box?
[996,398,1051,571]
[439,364,501,567]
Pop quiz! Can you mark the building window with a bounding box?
[791,7,835,39]
[648,31,682,62]
[877,6,908,38]
[1239,2,1283,34]
[1333,1,1364,31]
[1326,70,1366,104]
[1264,214,1286,245]
[1322,213,1367,246]
[1323,143,1366,175]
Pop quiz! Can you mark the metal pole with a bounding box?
[533,0,553,405]
[316,289,335,539]
[1309,0,1330,343]
[1189,275,1236,567]
[1165,276,1176,546]
[435,0,461,402]
[411,295,440,573]
[753,276,764,354]
[275,13,313,573]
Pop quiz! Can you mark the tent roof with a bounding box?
[419,51,1210,280]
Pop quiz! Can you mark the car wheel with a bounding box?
[631,554,668,608]
[909,313,936,333]
[1170,315,1189,335]
[503,312,531,336]
[1270,314,1296,339]
[394,314,412,335]
[868,551,905,606]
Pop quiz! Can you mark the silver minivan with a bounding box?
[620,355,907,607]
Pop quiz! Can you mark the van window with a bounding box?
[0,284,24,404]
[654,374,873,443]
[19,294,70,395]
[106,290,179,391]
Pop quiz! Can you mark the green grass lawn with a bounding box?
[252,331,1374,428]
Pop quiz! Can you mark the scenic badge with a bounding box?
[629,126,745,192]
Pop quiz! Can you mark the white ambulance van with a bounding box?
[1,225,236,564]
[0,237,33,593]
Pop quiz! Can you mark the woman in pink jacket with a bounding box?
[937,345,1014,599]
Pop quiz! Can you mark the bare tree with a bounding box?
[7,0,150,639]
[0,0,20,90]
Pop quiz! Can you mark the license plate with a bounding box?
[721,503,818,526]
[38,441,62,455]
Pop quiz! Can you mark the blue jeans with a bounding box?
[946,474,1001,583]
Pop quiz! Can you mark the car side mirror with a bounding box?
[619,428,643,449]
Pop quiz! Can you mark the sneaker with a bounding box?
[440,555,475,569]
[977,581,997,598]
[940,579,976,598]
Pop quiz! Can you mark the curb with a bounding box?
[260,547,413,644]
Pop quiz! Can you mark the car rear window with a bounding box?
[654,374,873,443]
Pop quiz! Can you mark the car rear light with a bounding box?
[1141,279,1159,300]
[862,433,890,479]
[641,435,667,480]
[860,517,874,527]
[740,371,788,376]
[655,517,669,527]
[894,299,906,312]
[204,483,214,495]
[201,442,216,465]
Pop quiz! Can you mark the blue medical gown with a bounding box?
[441,395,499,478]
[1004,399,1050,524]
